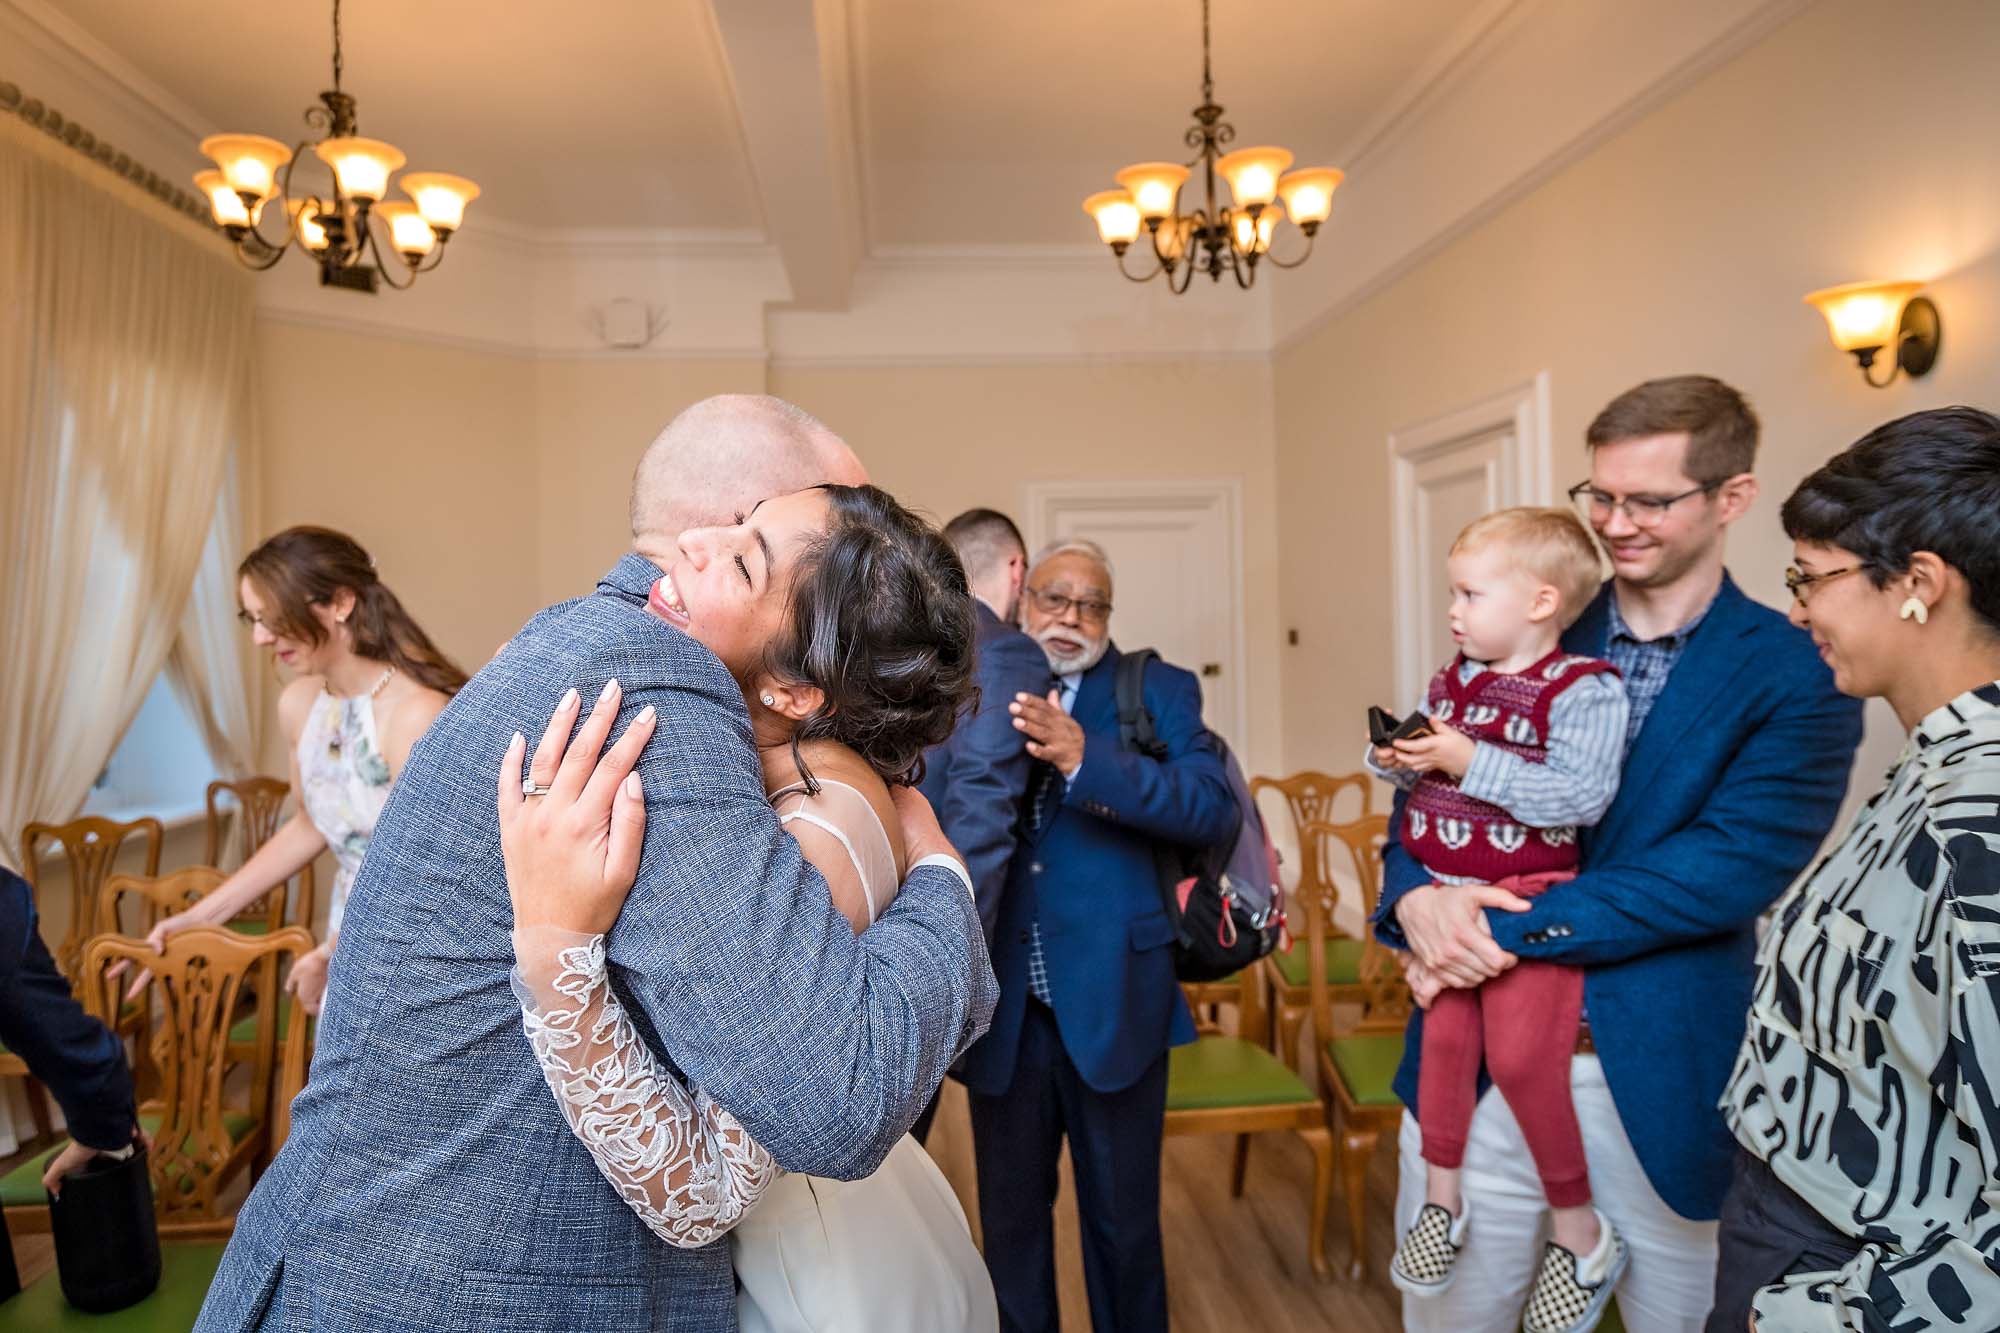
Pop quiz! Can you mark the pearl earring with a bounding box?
[761,693,776,707]
[1899,597,1929,625]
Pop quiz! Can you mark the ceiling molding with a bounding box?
[253,304,769,363]
[2,0,210,142]
[1270,0,1820,354]
[770,347,1271,370]
[1331,0,1531,172]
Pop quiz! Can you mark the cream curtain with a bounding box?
[167,443,265,784]
[0,115,256,871]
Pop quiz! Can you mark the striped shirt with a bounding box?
[1366,659,1630,884]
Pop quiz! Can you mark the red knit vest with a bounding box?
[1402,649,1619,881]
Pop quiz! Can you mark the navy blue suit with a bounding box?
[918,599,1051,943]
[1374,576,1863,1220]
[0,867,136,1153]
[965,644,1235,1333]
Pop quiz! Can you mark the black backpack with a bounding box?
[1113,649,1285,983]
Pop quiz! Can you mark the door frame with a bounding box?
[1022,477,1249,750]
[1387,373,1553,705]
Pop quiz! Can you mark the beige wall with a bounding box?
[773,360,1285,775]
[1272,0,2000,790]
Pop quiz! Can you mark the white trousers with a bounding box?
[1393,1055,1718,1333]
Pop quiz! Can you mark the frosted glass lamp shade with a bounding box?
[194,169,261,227]
[200,134,291,201]
[1229,202,1283,255]
[1216,146,1293,209]
[1113,162,1190,223]
[399,172,480,232]
[287,199,332,252]
[1803,280,1923,352]
[375,202,437,257]
[1276,167,1344,227]
[1083,190,1143,247]
[314,137,406,202]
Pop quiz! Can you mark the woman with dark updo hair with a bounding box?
[497,483,996,1331]
[1711,407,2000,1331]
[133,526,465,1014]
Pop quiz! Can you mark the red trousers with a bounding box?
[1416,872,1589,1208]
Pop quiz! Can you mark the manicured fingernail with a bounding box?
[509,731,524,751]
[600,678,619,702]
[638,705,656,724]
[624,772,642,797]
[560,687,579,709]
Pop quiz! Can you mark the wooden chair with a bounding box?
[98,869,306,1109]
[1164,964,1336,1281]
[20,815,164,981]
[0,926,313,1239]
[1306,821,1411,1280]
[201,777,316,936]
[1263,813,1389,1065]
[1250,770,1374,867]
[202,777,292,867]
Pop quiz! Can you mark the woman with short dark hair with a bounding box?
[1711,406,2000,1331]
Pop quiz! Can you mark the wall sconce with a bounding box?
[1803,280,1942,388]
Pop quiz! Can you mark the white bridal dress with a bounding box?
[511,778,998,1333]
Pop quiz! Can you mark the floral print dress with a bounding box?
[296,688,394,936]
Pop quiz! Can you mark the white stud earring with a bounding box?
[1899,596,1929,625]
[760,693,776,707]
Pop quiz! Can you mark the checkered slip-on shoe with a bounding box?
[1523,1212,1629,1333]
[1389,1202,1469,1297]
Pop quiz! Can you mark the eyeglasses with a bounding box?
[1783,564,1862,606]
[236,609,274,632]
[1568,480,1721,528]
[1025,586,1113,625]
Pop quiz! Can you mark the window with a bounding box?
[80,672,219,826]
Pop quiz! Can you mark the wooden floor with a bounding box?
[925,1078,1408,1332]
[7,1086,1410,1333]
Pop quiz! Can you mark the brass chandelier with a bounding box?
[192,0,478,293]
[1081,0,1343,292]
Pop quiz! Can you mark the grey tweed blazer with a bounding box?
[195,554,997,1332]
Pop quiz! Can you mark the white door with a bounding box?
[1026,481,1246,752]
[1389,376,1553,706]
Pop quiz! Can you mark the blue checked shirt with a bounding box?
[1024,674,1080,1004]
[1603,591,1712,748]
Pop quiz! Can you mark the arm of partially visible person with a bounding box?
[938,632,1048,941]
[1483,668,1863,966]
[1453,673,1629,828]
[1053,666,1236,848]
[581,650,995,1183]
[0,870,139,1193]
[1750,850,2000,1330]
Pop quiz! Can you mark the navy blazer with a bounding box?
[963,644,1237,1097]
[1374,575,1863,1219]
[918,600,1052,943]
[0,868,135,1151]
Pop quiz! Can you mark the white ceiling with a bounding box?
[48,0,1484,245]
[855,0,1488,245]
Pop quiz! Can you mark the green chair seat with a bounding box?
[1167,1036,1317,1112]
[1268,935,1365,988]
[1326,1034,1406,1108]
[226,917,272,936]
[0,1111,256,1208]
[0,1240,227,1329]
[228,997,296,1045]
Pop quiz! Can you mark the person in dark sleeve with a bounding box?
[911,509,1050,1145]
[0,864,141,1198]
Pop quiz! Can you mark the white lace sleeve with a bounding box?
[511,925,778,1248]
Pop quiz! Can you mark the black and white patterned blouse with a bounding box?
[1722,680,2000,1330]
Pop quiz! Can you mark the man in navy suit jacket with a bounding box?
[910,509,1052,1144]
[1375,377,1863,1332]
[0,866,139,1198]
[963,538,1236,1333]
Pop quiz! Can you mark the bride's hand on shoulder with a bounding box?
[497,679,658,936]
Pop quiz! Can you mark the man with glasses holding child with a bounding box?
[1375,376,1863,1331]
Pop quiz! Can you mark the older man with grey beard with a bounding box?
[962,538,1236,1333]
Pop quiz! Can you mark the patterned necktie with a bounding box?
[1025,676,1075,1003]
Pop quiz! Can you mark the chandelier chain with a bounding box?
[1200,0,1213,107]
[331,0,344,94]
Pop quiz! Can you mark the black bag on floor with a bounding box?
[49,1143,160,1313]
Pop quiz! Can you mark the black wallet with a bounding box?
[1368,705,1435,746]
